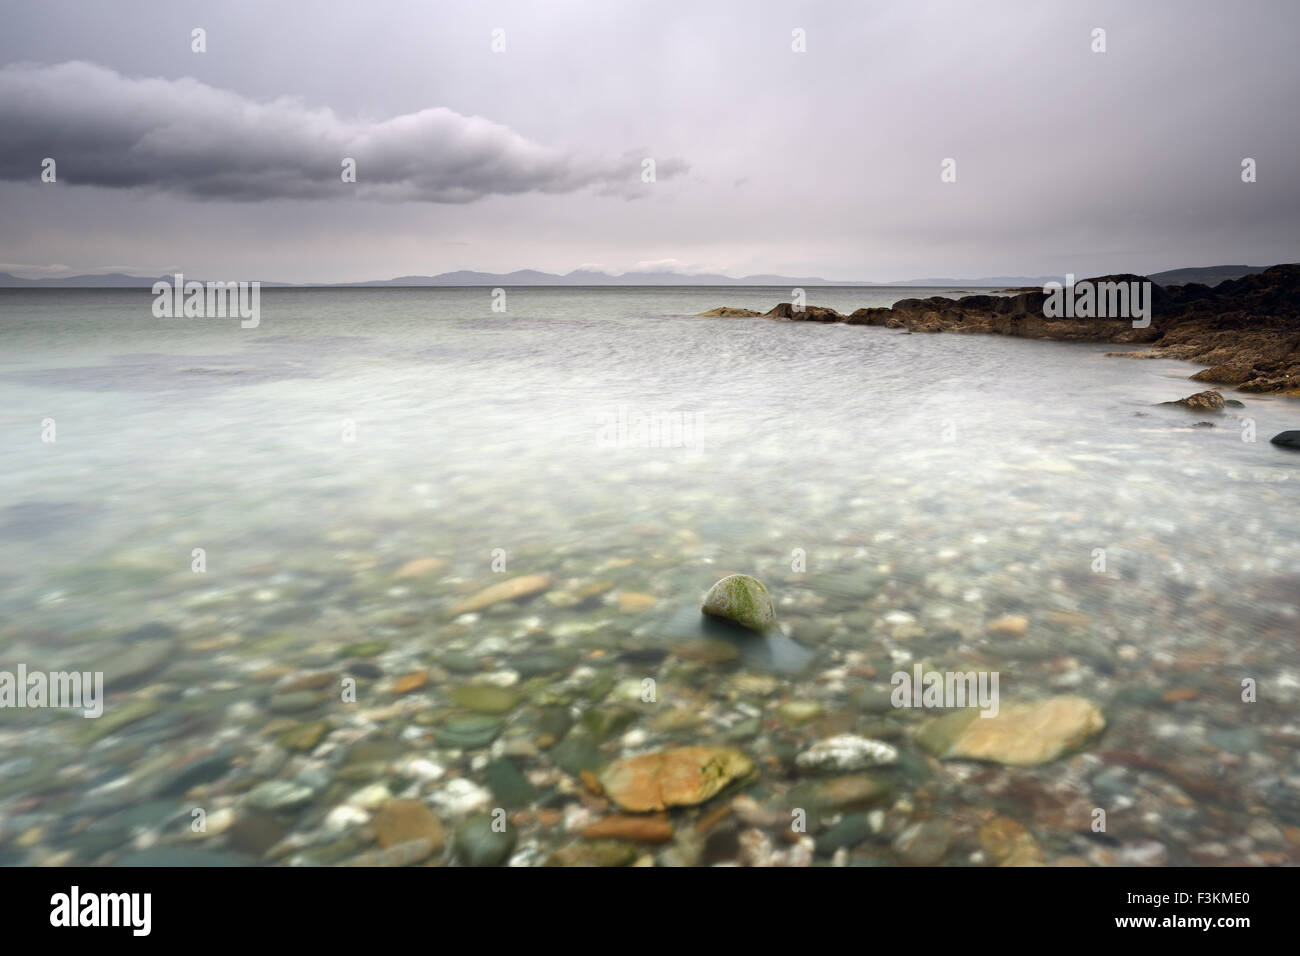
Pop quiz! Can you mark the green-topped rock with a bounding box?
[702,574,776,632]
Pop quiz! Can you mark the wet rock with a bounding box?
[546,840,638,866]
[701,574,776,632]
[815,813,873,855]
[394,558,447,579]
[892,820,952,864]
[246,780,316,812]
[147,750,234,796]
[77,696,161,744]
[618,592,658,613]
[549,737,603,776]
[450,685,519,714]
[98,638,175,691]
[345,836,437,867]
[795,735,899,772]
[338,640,388,658]
[917,696,1104,766]
[482,758,537,808]
[978,817,1044,866]
[278,720,330,752]
[786,774,893,812]
[670,638,740,664]
[434,714,504,749]
[445,574,551,618]
[453,815,517,867]
[1160,389,1225,411]
[986,614,1029,637]
[598,746,754,812]
[372,800,446,850]
[511,649,579,677]
[764,303,845,322]
[696,307,762,317]
[226,812,291,858]
[582,815,674,844]
[777,700,822,725]
[1270,430,1300,450]
[438,651,482,674]
[112,848,245,867]
[268,690,326,714]
[393,670,429,694]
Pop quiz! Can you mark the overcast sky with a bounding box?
[0,0,1297,282]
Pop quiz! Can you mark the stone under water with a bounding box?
[701,574,776,632]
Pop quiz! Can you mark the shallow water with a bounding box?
[1,286,1297,866]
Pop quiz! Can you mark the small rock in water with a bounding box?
[1161,390,1225,411]
[1269,430,1300,450]
[916,695,1105,767]
[246,780,316,812]
[599,746,754,812]
[444,574,551,618]
[582,815,674,844]
[986,614,1029,637]
[892,820,953,865]
[795,735,899,772]
[701,574,776,632]
[372,800,446,850]
[454,815,517,867]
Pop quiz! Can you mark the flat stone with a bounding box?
[581,815,674,844]
[917,696,1105,766]
[345,837,437,867]
[787,774,893,812]
[434,714,503,749]
[246,779,316,812]
[372,800,446,850]
[546,840,637,866]
[454,815,517,867]
[395,558,447,579]
[986,615,1029,637]
[598,746,753,813]
[450,685,519,714]
[393,670,429,694]
[278,720,330,752]
[445,574,551,618]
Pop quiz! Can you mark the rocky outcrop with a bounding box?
[1160,390,1226,411]
[702,264,1300,392]
[763,303,844,322]
[696,307,762,317]
[916,696,1106,767]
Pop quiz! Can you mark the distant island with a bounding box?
[0,264,1273,289]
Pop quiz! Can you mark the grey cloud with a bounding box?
[0,61,688,202]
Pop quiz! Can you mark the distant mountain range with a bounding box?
[0,264,1275,288]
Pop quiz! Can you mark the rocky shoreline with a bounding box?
[700,263,1300,394]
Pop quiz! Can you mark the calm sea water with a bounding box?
[0,286,1297,866]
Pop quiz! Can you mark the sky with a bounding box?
[0,0,1297,283]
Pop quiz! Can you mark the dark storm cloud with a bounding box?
[0,61,688,202]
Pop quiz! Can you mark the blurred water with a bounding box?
[0,286,1297,865]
